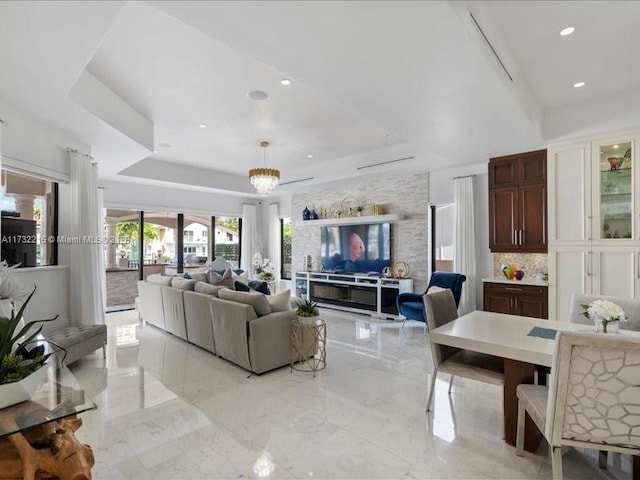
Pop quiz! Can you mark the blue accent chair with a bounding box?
[396,271,467,324]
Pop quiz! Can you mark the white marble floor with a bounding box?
[70,308,633,479]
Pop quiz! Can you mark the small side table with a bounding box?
[290,317,326,377]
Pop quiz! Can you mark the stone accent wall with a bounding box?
[106,269,138,307]
[292,173,429,292]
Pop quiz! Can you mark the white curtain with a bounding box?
[267,203,281,282]
[69,151,105,326]
[98,188,107,310]
[240,204,260,273]
[454,176,476,316]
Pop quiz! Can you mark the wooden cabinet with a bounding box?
[483,282,548,319]
[489,149,547,252]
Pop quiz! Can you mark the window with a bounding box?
[184,246,196,254]
[184,230,194,242]
[1,169,58,267]
[202,230,208,238]
[214,217,240,267]
[281,218,291,280]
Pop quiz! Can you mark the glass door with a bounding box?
[595,139,634,241]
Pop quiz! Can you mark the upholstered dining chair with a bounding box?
[516,331,640,480]
[424,289,504,412]
[397,271,466,326]
[568,293,640,330]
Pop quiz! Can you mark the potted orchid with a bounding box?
[581,299,627,333]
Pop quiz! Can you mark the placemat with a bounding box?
[527,327,558,340]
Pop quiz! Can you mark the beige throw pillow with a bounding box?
[267,289,291,312]
[218,289,271,316]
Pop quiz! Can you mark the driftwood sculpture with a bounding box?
[0,416,94,480]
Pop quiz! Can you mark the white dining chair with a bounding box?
[424,289,504,412]
[516,331,640,480]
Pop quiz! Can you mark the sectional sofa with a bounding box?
[137,274,310,374]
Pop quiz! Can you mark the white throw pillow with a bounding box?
[268,289,291,313]
[232,270,249,285]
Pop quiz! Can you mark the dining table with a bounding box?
[429,310,640,478]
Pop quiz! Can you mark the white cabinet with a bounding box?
[548,131,640,320]
[549,246,640,321]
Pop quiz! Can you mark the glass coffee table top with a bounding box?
[0,361,96,438]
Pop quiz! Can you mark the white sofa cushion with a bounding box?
[219,289,271,316]
[207,268,234,289]
[171,277,197,291]
[194,281,226,297]
[147,274,172,286]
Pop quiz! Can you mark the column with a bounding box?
[105,219,118,269]
[13,194,35,220]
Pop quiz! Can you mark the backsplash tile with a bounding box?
[493,253,547,280]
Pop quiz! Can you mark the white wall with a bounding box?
[13,266,70,323]
[429,162,491,309]
[0,102,83,319]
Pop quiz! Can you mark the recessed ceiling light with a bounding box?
[613,144,619,149]
[385,133,393,138]
[153,150,157,154]
[573,81,585,88]
[280,79,292,86]
[560,27,575,37]
[199,124,207,128]
[247,90,269,101]
[307,154,314,158]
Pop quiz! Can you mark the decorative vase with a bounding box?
[298,315,319,326]
[595,319,619,333]
[310,209,318,220]
[0,363,48,409]
[302,206,311,221]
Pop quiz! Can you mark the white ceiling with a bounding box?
[0,1,639,196]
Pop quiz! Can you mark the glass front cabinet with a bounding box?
[592,137,638,243]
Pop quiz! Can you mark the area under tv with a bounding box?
[294,271,413,320]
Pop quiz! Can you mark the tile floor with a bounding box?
[70,308,633,479]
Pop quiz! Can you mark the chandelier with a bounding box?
[249,141,280,196]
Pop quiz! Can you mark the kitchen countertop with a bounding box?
[482,277,548,287]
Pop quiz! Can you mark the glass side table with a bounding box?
[290,317,327,377]
[0,361,96,479]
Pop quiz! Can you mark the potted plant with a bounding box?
[0,286,61,409]
[295,298,320,325]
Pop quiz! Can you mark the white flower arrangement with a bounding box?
[581,299,627,333]
[252,253,274,282]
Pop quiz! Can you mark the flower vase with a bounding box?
[595,319,619,333]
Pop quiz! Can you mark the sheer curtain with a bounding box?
[267,203,281,283]
[68,150,105,326]
[454,176,476,315]
[240,204,260,273]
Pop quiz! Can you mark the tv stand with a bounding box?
[294,271,413,320]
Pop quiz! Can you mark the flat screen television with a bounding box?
[320,223,391,274]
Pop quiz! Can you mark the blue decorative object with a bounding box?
[527,327,557,340]
[302,206,311,220]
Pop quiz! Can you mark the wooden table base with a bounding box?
[0,416,94,480]
[504,358,541,453]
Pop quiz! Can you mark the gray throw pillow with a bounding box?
[207,267,234,289]
[218,289,271,316]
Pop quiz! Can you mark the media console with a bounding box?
[294,271,413,320]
